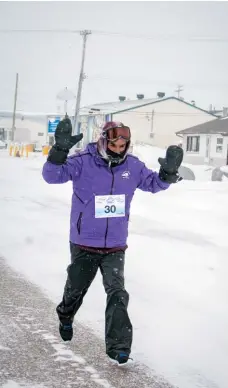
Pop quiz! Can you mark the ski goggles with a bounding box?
[103,126,131,142]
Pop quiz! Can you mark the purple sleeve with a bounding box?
[42,156,82,184]
[137,163,170,193]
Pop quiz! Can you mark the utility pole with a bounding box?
[73,30,91,134]
[150,110,154,136]
[11,72,19,142]
[175,84,184,99]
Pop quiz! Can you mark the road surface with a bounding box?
[0,257,175,388]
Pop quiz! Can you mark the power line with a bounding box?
[0,29,81,33]
[86,75,228,89]
[93,30,228,43]
[0,28,228,42]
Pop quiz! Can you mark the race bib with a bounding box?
[95,195,125,218]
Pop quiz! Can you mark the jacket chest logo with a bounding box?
[121,171,131,179]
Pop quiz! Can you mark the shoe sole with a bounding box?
[108,358,133,367]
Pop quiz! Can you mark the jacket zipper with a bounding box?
[104,168,115,247]
[77,212,83,234]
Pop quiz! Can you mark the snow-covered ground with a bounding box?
[1,383,44,388]
[1,147,228,388]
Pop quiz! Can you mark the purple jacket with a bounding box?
[42,143,169,248]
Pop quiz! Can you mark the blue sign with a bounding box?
[48,117,60,134]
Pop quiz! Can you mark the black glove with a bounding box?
[47,117,83,165]
[158,145,183,183]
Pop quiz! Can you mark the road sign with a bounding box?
[48,117,60,134]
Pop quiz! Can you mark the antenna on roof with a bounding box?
[175,84,184,99]
[157,92,165,98]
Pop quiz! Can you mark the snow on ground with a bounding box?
[220,165,228,174]
[2,383,45,388]
[1,147,228,388]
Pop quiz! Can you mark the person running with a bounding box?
[42,118,183,364]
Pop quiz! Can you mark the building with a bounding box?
[176,117,228,167]
[208,105,228,118]
[79,95,217,149]
[0,111,65,148]
[0,96,218,152]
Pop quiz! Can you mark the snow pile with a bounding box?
[132,143,165,169]
[220,165,228,174]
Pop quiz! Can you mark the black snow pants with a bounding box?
[56,242,132,356]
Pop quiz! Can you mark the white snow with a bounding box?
[0,345,10,351]
[1,382,46,388]
[40,332,113,387]
[220,165,228,174]
[0,148,228,388]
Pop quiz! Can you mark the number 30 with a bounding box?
[105,205,116,213]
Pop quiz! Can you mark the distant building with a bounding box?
[176,117,228,167]
[0,111,65,148]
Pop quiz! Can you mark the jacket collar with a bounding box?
[83,142,128,168]
[85,142,107,166]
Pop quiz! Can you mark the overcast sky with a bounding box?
[0,1,228,114]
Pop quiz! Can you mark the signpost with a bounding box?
[56,87,75,117]
[47,117,61,134]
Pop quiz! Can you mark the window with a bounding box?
[216,137,223,153]
[186,136,200,152]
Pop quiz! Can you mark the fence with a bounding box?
[8,144,51,158]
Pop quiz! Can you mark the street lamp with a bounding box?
[56,87,76,117]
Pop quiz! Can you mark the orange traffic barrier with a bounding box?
[42,145,49,156]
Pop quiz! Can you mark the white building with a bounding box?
[0,111,66,148]
[79,96,217,149]
[176,117,228,167]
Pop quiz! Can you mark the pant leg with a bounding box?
[100,251,133,356]
[57,243,99,323]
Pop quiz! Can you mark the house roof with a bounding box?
[80,96,218,117]
[176,116,228,136]
[0,96,218,122]
[80,98,158,114]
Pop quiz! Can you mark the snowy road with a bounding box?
[0,257,174,388]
